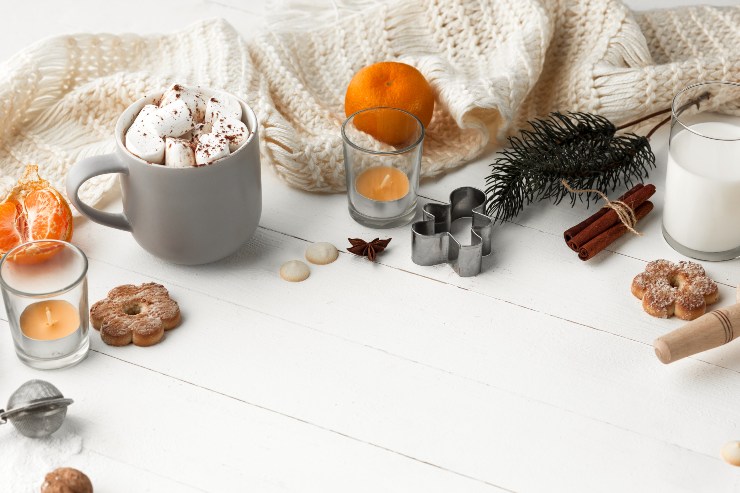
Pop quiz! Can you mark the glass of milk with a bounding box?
[663,81,740,261]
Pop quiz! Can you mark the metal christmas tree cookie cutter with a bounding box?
[411,187,493,277]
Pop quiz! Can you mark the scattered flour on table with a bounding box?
[0,422,82,492]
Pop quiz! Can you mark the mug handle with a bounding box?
[66,153,132,232]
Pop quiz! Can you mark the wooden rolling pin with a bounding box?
[654,286,740,364]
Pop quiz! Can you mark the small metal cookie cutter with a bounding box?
[411,187,493,277]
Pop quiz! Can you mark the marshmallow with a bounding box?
[125,104,165,164]
[205,94,242,126]
[127,85,247,167]
[192,122,212,140]
[175,123,208,146]
[214,117,249,152]
[160,84,206,122]
[178,130,194,141]
[195,133,230,166]
[165,138,196,168]
[148,99,195,138]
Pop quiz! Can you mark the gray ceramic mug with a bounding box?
[66,90,261,265]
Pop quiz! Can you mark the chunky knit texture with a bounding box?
[1,0,739,203]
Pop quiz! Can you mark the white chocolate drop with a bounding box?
[280,260,310,282]
[305,242,339,265]
[721,441,740,466]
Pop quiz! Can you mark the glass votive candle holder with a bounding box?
[342,107,424,228]
[0,240,90,370]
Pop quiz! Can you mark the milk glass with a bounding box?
[663,81,740,261]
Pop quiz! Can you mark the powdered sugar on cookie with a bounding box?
[631,259,719,320]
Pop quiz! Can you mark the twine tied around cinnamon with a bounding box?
[560,180,642,235]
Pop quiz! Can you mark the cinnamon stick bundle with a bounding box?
[578,201,654,261]
[567,184,656,251]
[563,183,643,246]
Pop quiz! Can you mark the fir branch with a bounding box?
[484,112,655,223]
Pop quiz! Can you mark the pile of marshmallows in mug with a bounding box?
[125,84,250,167]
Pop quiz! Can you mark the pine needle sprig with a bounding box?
[484,112,655,223]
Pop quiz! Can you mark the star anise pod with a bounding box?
[347,237,391,261]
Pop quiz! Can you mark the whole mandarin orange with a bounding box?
[344,62,434,145]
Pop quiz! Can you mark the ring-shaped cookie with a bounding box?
[90,283,181,346]
[631,260,719,320]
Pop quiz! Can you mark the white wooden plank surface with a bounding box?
[3,1,740,492]
[1,326,504,493]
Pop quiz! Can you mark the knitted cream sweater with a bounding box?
[1,0,739,204]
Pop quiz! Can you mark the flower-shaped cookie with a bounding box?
[631,260,719,320]
[90,283,181,346]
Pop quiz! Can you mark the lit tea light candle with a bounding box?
[20,300,80,341]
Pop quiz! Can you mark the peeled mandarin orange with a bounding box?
[0,202,23,254]
[344,61,435,145]
[0,165,73,262]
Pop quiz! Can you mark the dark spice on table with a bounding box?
[347,238,391,261]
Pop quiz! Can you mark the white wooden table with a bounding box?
[3,1,740,491]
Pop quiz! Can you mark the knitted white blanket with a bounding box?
[1,0,739,204]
